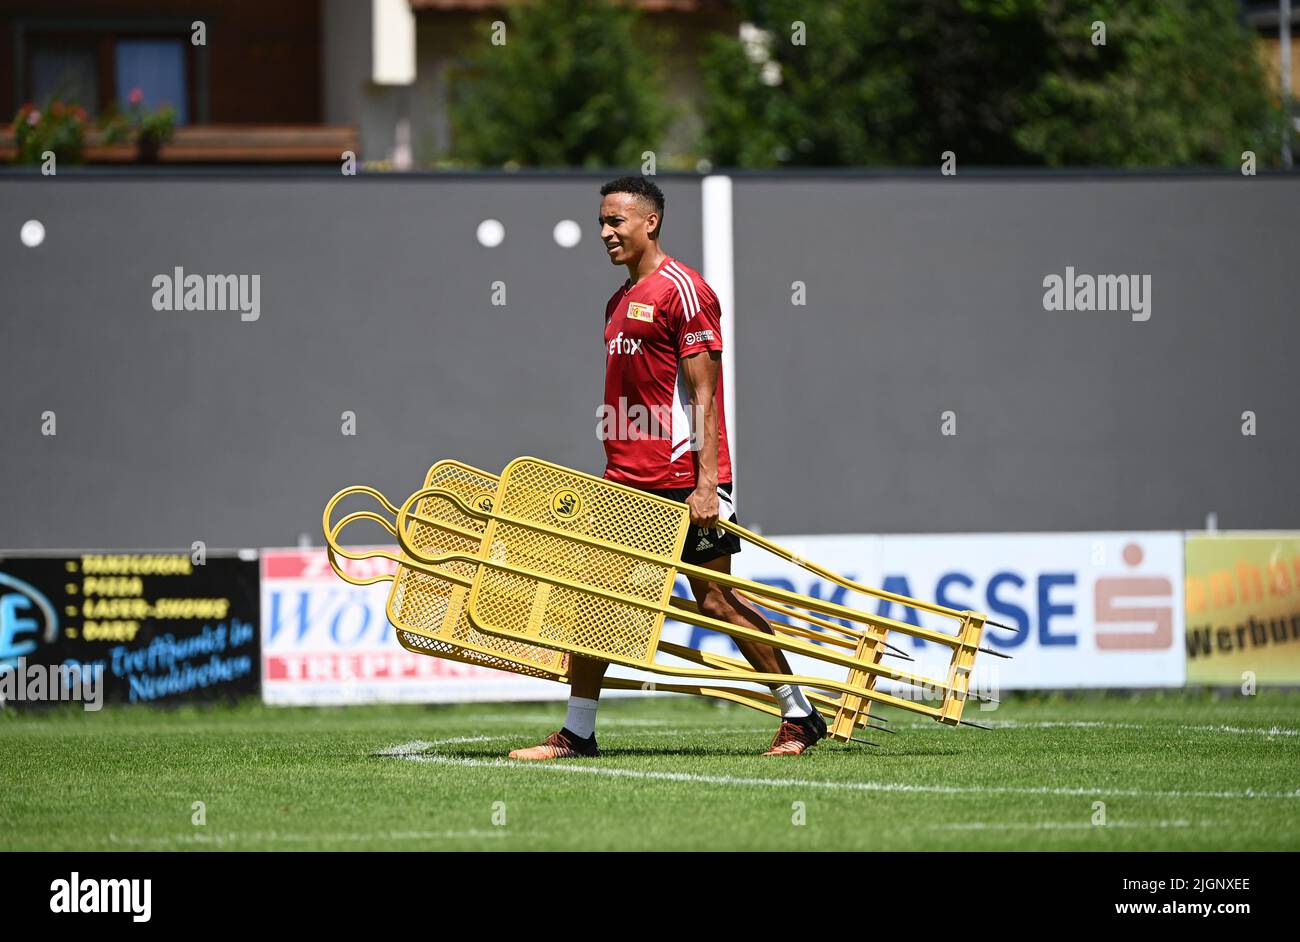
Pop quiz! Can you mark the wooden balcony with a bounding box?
[1,124,358,164]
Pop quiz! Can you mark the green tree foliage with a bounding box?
[700,0,1290,168]
[1015,1,1288,166]
[450,0,674,167]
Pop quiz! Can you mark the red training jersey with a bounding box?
[601,255,732,490]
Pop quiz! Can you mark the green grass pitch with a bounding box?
[3,691,1298,851]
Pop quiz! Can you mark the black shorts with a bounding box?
[640,482,742,566]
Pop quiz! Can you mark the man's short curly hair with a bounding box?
[600,176,665,238]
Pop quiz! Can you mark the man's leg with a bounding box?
[568,653,608,700]
[507,655,607,760]
[686,555,794,677]
[563,655,607,737]
[687,554,825,755]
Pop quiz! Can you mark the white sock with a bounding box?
[773,684,812,718]
[564,696,599,739]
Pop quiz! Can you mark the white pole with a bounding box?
[701,175,737,490]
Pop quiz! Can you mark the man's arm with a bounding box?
[680,350,721,528]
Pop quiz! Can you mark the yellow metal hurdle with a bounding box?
[323,460,887,730]
[382,457,1014,741]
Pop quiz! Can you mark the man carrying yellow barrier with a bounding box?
[509,176,825,759]
[320,180,1014,763]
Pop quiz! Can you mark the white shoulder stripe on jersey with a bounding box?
[662,263,698,319]
[666,261,702,318]
[660,266,697,320]
[660,266,699,321]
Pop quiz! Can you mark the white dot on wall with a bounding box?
[476,219,505,247]
[20,219,45,248]
[553,219,582,248]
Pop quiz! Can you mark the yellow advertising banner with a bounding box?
[1185,534,1300,685]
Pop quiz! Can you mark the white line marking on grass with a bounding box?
[378,736,513,752]
[448,715,745,728]
[890,720,1126,731]
[1187,724,1299,737]
[410,718,1299,738]
[377,729,768,753]
[890,719,1299,737]
[102,829,507,847]
[929,820,1219,831]
[378,740,1300,802]
[452,722,681,727]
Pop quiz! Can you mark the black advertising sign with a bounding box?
[0,552,260,708]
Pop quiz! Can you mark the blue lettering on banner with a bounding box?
[0,593,40,665]
[126,654,253,702]
[268,588,392,648]
[806,580,854,632]
[0,574,57,669]
[331,596,372,645]
[1037,573,1076,646]
[875,576,925,647]
[230,620,255,647]
[267,591,313,644]
[674,574,866,653]
[986,572,1030,648]
[935,572,974,614]
[94,618,258,703]
[653,566,1087,656]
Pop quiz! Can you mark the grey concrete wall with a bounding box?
[0,172,1295,548]
[730,177,1300,534]
[0,174,701,548]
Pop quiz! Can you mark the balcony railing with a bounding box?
[1,125,358,164]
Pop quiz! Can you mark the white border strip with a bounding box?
[701,175,736,490]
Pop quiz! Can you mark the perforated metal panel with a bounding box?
[492,457,687,560]
[387,460,569,677]
[329,456,990,732]
[467,457,689,667]
[396,627,563,679]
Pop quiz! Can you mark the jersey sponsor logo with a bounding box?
[607,331,644,356]
[627,302,655,323]
[550,489,583,520]
[683,329,714,345]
